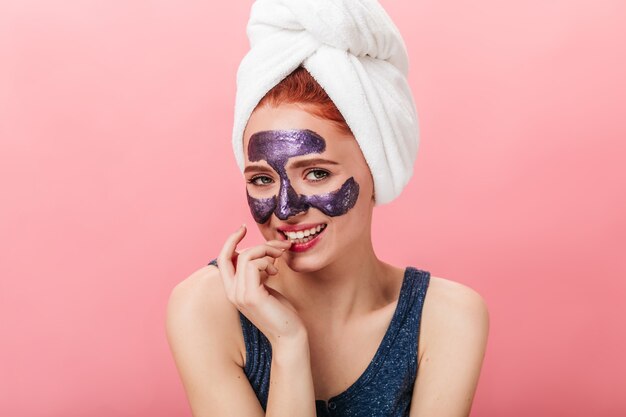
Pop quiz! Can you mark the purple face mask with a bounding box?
[246,129,360,224]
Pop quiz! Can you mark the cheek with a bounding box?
[304,177,360,217]
[246,191,276,224]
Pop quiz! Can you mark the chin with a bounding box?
[285,240,348,273]
[282,251,326,273]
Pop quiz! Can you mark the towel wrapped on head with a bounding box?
[232,0,420,205]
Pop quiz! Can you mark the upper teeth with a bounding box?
[284,224,325,240]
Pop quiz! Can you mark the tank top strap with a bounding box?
[402,266,431,315]
[395,266,431,376]
[382,266,430,341]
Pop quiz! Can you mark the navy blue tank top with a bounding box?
[207,258,430,417]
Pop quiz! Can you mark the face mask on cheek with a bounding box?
[245,129,360,224]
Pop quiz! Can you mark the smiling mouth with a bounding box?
[279,223,328,244]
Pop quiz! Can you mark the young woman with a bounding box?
[166,67,489,417]
[167,2,488,417]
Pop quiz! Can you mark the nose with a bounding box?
[274,177,309,220]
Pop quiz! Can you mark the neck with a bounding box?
[270,239,396,330]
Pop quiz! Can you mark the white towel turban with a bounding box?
[232,0,420,205]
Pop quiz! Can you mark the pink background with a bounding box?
[1,1,625,416]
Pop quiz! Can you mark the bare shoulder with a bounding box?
[419,275,490,360]
[410,275,490,415]
[166,264,244,367]
[165,265,265,416]
[169,264,223,307]
[167,264,225,320]
[425,275,489,317]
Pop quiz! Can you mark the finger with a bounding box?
[240,258,274,306]
[253,256,279,280]
[235,259,267,307]
[217,224,247,293]
[266,262,279,275]
[254,255,278,273]
[236,243,286,271]
[231,245,254,266]
[261,254,280,275]
[219,224,247,276]
[266,239,292,248]
[254,257,278,277]
[231,241,265,265]
[235,244,284,302]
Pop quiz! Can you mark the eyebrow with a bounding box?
[288,158,339,169]
[244,158,339,174]
[244,165,274,174]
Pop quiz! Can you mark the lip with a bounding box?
[287,225,327,252]
[277,222,327,233]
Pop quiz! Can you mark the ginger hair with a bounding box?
[255,66,352,136]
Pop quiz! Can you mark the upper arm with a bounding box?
[410,278,490,417]
[165,265,265,417]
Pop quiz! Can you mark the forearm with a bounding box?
[266,331,316,417]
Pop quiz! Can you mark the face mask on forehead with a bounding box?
[246,129,360,224]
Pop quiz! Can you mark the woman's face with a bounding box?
[243,103,375,271]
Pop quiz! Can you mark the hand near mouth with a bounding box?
[216,224,306,347]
